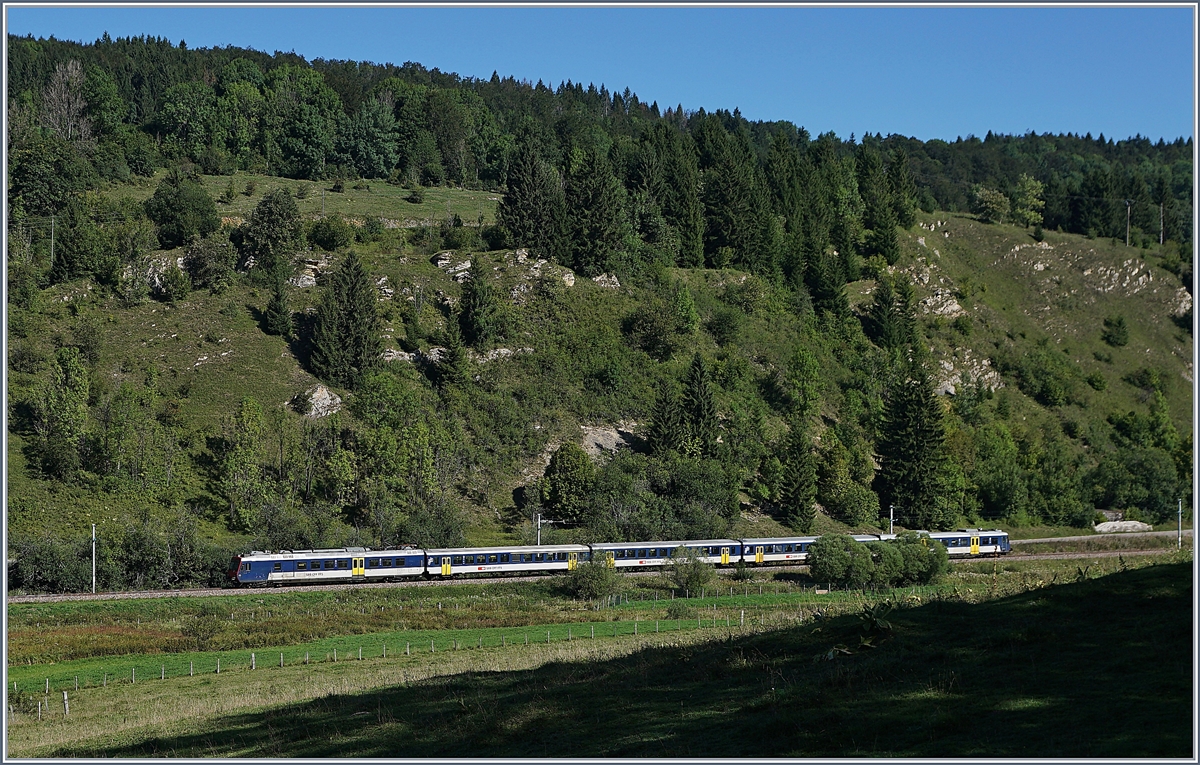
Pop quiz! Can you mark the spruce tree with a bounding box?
[498,134,568,263]
[459,255,498,350]
[564,144,628,276]
[874,353,948,529]
[647,382,686,457]
[683,353,718,458]
[264,268,293,339]
[438,314,469,389]
[857,142,900,265]
[780,421,817,532]
[309,251,382,389]
[887,146,918,229]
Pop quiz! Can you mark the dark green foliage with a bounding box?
[233,188,303,276]
[183,234,237,294]
[780,421,818,532]
[1088,446,1181,523]
[857,142,901,264]
[459,256,500,350]
[562,557,625,599]
[498,135,567,263]
[542,442,595,525]
[143,175,219,249]
[865,272,916,351]
[564,145,629,276]
[156,263,191,303]
[264,270,293,339]
[308,215,355,251]
[308,251,382,389]
[808,534,873,586]
[683,353,718,458]
[874,356,953,529]
[668,546,717,592]
[1102,315,1129,347]
[997,342,1082,407]
[887,147,918,229]
[891,531,949,584]
[437,317,469,388]
[706,306,743,347]
[972,185,1010,224]
[647,382,686,458]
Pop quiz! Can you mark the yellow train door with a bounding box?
[568,552,578,571]
[352,557,365,576]
[970,536,980,555]
[720,547,730,565]
[440,556,452,576]
[755,546,764,564]
[605,551,616,569]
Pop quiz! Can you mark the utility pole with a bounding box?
[91,524,96,594]
[1125,199,1131,247]
[1160,201,1165,245]
[1179,499,1183,550]
[534,512,560,545]
[49,216,55,269]
[888,505,894,535]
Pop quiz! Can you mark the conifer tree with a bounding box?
[564,144,628,276]
[459,255,499,349]
[887,146,918,229]
[780,421,817,532]
[309,251,382,389]
[263,267,293,340]
[865,272,916,351]
[647,382,686,457]
[37,346,89,478]
[683,353,718,458]
[874,353,948,529]
[498,133,567,262]
[438,314,469,389]
[857,142,900,265]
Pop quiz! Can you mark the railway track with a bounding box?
[8,537,1189,604]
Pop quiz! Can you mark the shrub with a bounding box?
[1102,315,1129,347]
[309,215,356,251]
[143,176,220,249]
[1086,372,1107,391]
[865,541,904,587]
[563,558,625,600]
[706,307,743,347]
[808,534,873,587]
[669,546,716,592]
[406,187,425,204]
[892,531,949,585]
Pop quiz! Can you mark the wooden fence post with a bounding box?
[63,691,69,717]
[251,653,256,670]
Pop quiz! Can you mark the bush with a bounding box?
[563,558,624,600]
[808,534,873,587]
[669,546,716,592]
[309,215,356,251]
[1102,315,1129,347]
[144,176,220,249]
[706,307,743,347]
[892,531,949,585]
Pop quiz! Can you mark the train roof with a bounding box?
[241,547,417,559]
[740,536,820,544]
[424,544,590,555]
[926,529,1008,537]
[588,539,741,549]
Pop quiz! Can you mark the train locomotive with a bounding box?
[228,529,1010,587]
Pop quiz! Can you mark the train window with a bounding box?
[273,562,282,572]
[324,560,335,569]
[500,554,510,563]
[784,545,792,553]
[487,555,498,564]
[337,560,348,569]
[382,558,393,567]
[523,554,533,562]
[368,559,379,567]
[452,556,463,565]
[297,561,307,570]
[427,557,436,567]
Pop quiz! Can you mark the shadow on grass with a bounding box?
[55,562,1193,758]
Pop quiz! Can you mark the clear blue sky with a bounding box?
[5,5,1195,142]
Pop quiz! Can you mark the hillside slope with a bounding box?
[6,178,1192,583]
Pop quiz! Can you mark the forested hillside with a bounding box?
[6,34,1193,593]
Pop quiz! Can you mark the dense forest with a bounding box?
[6,33,1194,593]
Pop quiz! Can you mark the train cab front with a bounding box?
[227,556,243,586]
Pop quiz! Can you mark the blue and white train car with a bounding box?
[589,539,742,569]
[739,536,820,564]
[425,544,591,577]
[228,547,425,586]
[925,529,1011,557]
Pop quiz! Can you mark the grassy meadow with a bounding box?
[6,551,1193,757]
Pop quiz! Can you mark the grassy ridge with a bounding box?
[8,559,1191,758]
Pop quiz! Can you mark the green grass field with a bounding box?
[6,552,1192,757]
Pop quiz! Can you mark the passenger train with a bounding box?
[228,529,1010,587]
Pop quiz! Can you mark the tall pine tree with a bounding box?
[497,132,568,263]
[309,250,382,389]
[264,267,293,339]
[874,353,949,529]
[647,381,686,457]
[564,144,628,276]
[683,352,718,458]
[887,146,918,229]
[780,420,817,532]
[857,142,900,265]
[459,255,499,349]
